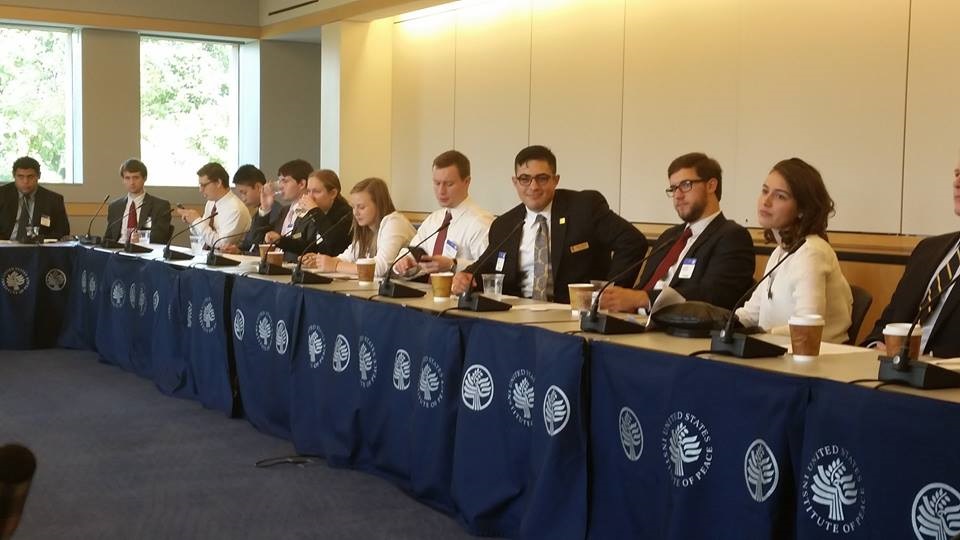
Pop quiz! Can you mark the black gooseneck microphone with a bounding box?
[77,194,111,245]
[580,228,684,335]
[878,269,960,389]
[708,237,808,358]
[257,210,320,276]
[290,212,352,285]
[123,206,177,254]
[456,218,526,312]
[99,202,144,249]
[204,231,249,266]
[378,218,453,298]
[163,213,216,261]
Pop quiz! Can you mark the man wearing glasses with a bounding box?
[600,152,755,313]
[174,162,251,249]
[453,145,647,303]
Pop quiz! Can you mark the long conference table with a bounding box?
[3,242,960,540]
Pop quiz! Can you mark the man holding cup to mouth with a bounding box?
[863,154,960,358]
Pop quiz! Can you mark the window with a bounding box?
[140,36,239,186]
[0,25,74,183]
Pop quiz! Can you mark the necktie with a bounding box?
[641,227,693,291]
[126,199,138,234]
[282,203,298,235]
[209,205,218,232]
[532,214,551,300]
[919,246,960,322]
[432,210,453,256]
[15,195,30,242]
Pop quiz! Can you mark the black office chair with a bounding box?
[847,285,873,345]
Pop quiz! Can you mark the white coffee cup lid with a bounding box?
[883,322,921,336]
[789,314,824,326]
[569,283,594,289]
[431,272,454,277]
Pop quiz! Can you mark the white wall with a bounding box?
[389,0,957,235]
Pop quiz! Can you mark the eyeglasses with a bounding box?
[514,174,554,187]
[665,179,706,197]
[198,181,215,189]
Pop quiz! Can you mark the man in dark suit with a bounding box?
[862,160,960,357]
[103,158,172,244]
[0,156,70,241]
[600,152,755,313]
[226,164,276,253]
[257,159,312,246]
[452,145,647,304]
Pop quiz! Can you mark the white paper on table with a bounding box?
[510,302,569,312]
[646,286,686,327]
[926,358,960,372]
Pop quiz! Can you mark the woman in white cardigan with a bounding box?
[303,177,415,278]
[735,158,853,344]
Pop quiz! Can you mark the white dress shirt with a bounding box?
[519,204,552,299]
[408,197,493,271]
[338,211,416,277]
[190,190,252,249]
[736,234,853,344]
[119,192,146,241]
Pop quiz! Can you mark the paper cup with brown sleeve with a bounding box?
[356,258,376,285]
[430,272,454,301]
[882,322,922,360]
[789,314,825,361]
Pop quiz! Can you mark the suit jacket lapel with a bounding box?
[549,191,567,278]
[928,232,960,342]
[139,195,153,228]
[683,212,725,259]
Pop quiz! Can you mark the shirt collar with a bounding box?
[686,210,721,237]
[524,202,553,226]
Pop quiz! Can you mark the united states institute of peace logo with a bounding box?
[358,335,377,388]
[543,385,570,437]
[508,369,534,427]
[2,268,29,295]
[619,406,643,462]
[256,311,272,351]
[199,297,216,333]
[110,279,125,308]
[137,286,147,316]
[275,320,289,354]
[45,268,66,291]
[332,334,350,373]
[392,349,411,390]
[661,411,713,487]
[80,269,87,294]
[88,273,97,300]
[152,291,160,313]
[801,444,865,534]
[185,301,193,328]
[233,309,245,341]
[306,325,325,368]
[417,356,444,408]
[128,283,137,309]
[462,364,494,412]
[745,439,779,503]
[912,482,960,540]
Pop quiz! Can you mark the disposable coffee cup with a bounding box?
[431,272,454,301]
[789,314,825,360]
[356,258,376,284]
[568,283,595,315]
[481,273,505,299]
[266,251,283,266]
[257,244,271,257]
[883,322,922,359]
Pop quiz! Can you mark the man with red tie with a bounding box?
[103,158,172,244]
[393,150,493,276]
[600,152,755,313]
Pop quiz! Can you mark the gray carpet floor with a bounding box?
[0,349,484,540]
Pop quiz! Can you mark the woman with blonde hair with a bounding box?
[303,177,415,278]
[735,158,853,343]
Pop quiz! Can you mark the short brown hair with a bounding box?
[432,150,470,179]
[763,157,835,248]
[119,158,148,179]
[277,159,313,183]
[349,177,396,258]
[196,162,229,187]
[667,152,723,199]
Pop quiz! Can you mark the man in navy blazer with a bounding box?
[862,159,960,357]
[0,156,70,241]
[453,145,647,304]
[600,152,755,313]
[103,159,172,244]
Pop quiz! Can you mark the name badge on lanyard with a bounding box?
[677,258,697,279]
[495,251,506,272]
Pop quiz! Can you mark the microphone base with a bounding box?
[709,330,787,358]
[878,355,960,389]
[257,261,292,275]
[378,279,426,298]
[77,234,102,245]
[123,242,153,254]
[162,246,194,261]
[204,252,240,267]
[457,293,511,312]
[100,238,123,250]
[579,312,646,334]
[291,267,333,284]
